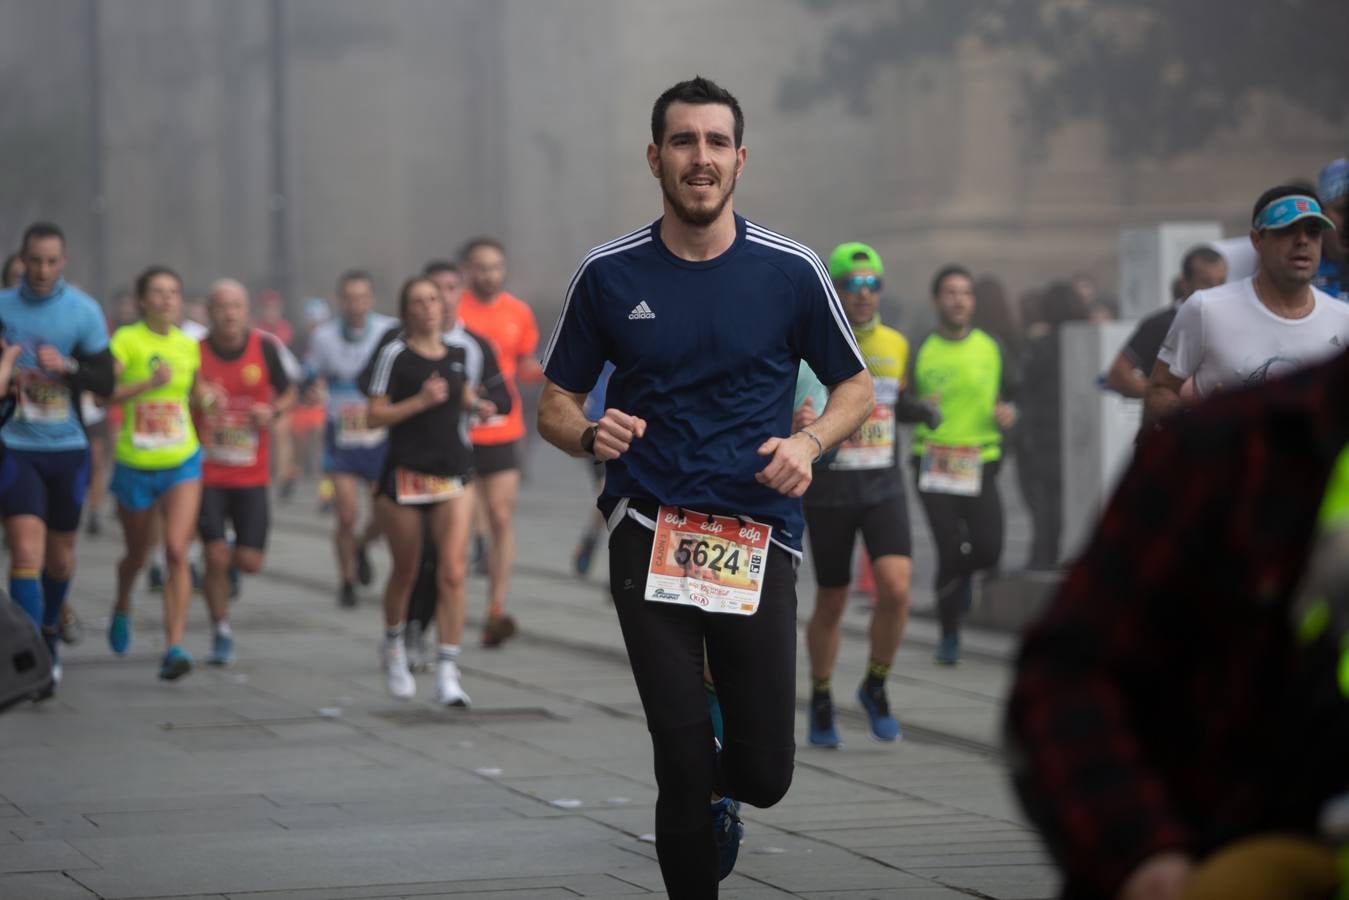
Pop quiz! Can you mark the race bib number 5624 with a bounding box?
[644,506,772,616]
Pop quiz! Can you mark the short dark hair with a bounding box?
[397,276,440,320]
[336,269,373,293]
[1251,184,1323,227]
[21,222,64,254]
[930,264,973,299]
[1181,245,1224,280]
[422,259,459,278]
[459,237,504,262]
[134,265,182,300]
[651,76,745,148]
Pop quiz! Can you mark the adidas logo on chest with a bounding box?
[628,301,656,320]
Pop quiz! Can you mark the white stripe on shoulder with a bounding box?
[368,340,404,396]
[542,226,656,368]
[744,226,864,365]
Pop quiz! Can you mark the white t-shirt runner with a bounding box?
[1158,276,1349,400]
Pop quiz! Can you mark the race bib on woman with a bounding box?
[132,400,188,450]
[395,468,464,505]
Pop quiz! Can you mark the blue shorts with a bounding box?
[322,423,387,483]
[111,449,203,512]
[0,447,91,532]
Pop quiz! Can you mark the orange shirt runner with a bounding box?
[458,290,539,446]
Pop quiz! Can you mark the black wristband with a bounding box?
[580,424,599,456]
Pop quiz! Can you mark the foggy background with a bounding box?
[1,0,1346,332]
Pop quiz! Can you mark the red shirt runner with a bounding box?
[196,330,276,488]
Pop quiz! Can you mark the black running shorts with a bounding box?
[473,440,520,477]
[804,492,912,588]
[198,485,270,550]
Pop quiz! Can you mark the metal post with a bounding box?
[87,0,107,303]
[268,0,292,312]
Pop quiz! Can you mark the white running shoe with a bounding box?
[436,660,471,708]
[383,642,416,700]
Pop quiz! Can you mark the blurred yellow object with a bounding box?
[1180,834,1339,900]
[318,477,334,502]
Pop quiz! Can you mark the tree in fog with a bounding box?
[782,0,1349,160]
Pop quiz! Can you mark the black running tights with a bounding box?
[609,516,797,899]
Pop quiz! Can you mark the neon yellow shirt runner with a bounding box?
[111,322,201,469]
[831,316,907,471]
[910,328,1005,464]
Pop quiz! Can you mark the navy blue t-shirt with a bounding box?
[543,214,865,552]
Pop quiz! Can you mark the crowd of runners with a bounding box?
[4,73,1348,898]
[0,227,539,705]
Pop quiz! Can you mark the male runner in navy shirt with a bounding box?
[538,76,873,898]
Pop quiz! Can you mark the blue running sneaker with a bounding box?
[208,632,234,666]
[935,633,960,666]
[108,611,132,656]
[159,645,193,681]
[807,692,841,748]
[711,796,743,881]
[856,682,902,742]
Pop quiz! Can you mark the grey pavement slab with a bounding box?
[0,839,100,875]
[0,872,100,899]
[67,817,638,898]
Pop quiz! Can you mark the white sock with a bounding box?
[215,621,232,638]
[438,644,460,664]
[385,625,405,651]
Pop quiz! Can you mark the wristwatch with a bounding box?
[580,424,599,457]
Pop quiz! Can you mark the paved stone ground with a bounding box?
[0,442,1058,899]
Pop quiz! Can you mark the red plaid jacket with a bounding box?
[1006,350,1349,898]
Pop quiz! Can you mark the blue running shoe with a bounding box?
[856,682,902,742]
[935,633,960,666]
[711,796,743,881]
[108,611,131,656]
[159,645,193,681]
[807,693,841,748]
[208,632,234,666]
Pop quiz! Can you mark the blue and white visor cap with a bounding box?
[1254,195,1336,232]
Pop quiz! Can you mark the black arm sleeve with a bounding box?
[260,339,291,394]
[894,333,927,423]
[894,393,932,425]
[69,346,115,398]
[474,334,512,415]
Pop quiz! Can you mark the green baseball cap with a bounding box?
[827,242,885,281]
